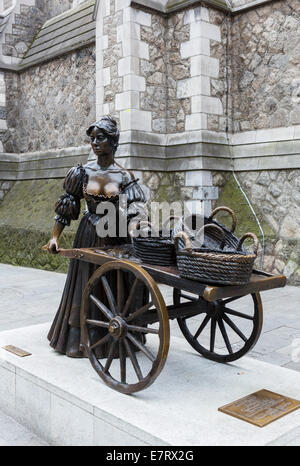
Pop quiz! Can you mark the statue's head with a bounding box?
[86,116,120,156]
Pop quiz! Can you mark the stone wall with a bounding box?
[99,1,227,133]
[3,45,96,153]
[213,169,300,285]
[231,0,300,132]
[2,0,73,59]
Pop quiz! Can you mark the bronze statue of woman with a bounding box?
[43,116,148,358]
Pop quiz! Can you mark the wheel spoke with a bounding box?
[218,319,233,354]
[223,307,254,321]
[90,294,113,320]
[127,333,155,362]
[222,295,244,305]
[101,276,117,315]
[127,324,159,335]
[210,318,217,352]
[124,338,143,381]
[121,278,139,317]
[125,301,153,323]
[90,333,111,351]
[119,341,126,383]
[117,270,124,314]
[180,293,199,302]
[86,319,109,329]
[223,314,248,343]
[104,340,117,373]
[194,313,211,340]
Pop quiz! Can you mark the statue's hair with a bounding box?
[86,116,120,153]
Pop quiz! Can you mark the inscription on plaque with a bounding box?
[219,389,300,427]
[3,345,32,358]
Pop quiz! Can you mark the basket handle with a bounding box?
[195,223,226,250]
[175,224,225,251]
[208,206,237,233]
[128,219,159,238]
[174,231,193,251]
[237,232,259,255]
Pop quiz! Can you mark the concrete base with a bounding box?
[0,323,300,446]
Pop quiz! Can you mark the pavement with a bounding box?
[0,262,299,445]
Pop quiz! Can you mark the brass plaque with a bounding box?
[219,389,300,427]
[3,345,32,358]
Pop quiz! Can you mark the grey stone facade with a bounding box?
[3,45,96,153]
[231,0,300,131]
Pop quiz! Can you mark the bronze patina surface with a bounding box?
[3,345,32,357]
[219,389,300,427]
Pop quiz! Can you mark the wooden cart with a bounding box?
[59,246,286,395]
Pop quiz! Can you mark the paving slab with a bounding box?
[0,323,300,446]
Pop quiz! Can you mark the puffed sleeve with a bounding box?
[122,179,146,203]
[54,165,84,226]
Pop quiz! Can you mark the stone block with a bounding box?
[15,374,51,441]
[193,186,219,200]
[123,74,146,91]
[177,76,210,98]
[180,38,210,59]
[186,170,212,187]
[190,55,219,78]
[118,56,140,76]
[190,21,221,42]
[192,95,223,115]
[185,113,207,131]
[0,119,7,130]
[120,109,152,131]
[123,39,149,59]
[0,365,15,417]
[115,91,140,110]
[50,394,94,446]
[123,7,152,26]
[117,22,140,42]
[184,6,209,24]
[102,67,110,87]
[115,0,131,11]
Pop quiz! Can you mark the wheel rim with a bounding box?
[174,289,263,363]
[81,260,170,394]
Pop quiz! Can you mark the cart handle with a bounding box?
[175,223,225,251]
[237,232,259,255]
[208,206,237,233]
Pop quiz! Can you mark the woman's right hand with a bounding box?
[42,237,59,254]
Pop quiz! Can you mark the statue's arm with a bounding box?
[42,165,84,254]
[42,221,65,254]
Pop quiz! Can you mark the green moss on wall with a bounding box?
[0,179,83,272]
[214,175,276,242]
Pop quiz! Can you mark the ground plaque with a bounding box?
[219,389,300,427]
[3,345,31,357]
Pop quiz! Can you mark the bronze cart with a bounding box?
[59,246,286,395]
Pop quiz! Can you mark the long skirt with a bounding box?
[47,214,149,358]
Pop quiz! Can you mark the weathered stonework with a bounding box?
[231,0,300,132]
[3,45,96,153]
[213,169,300,285]
[2,0,73,59]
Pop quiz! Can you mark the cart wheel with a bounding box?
[174,289,263,363]
[81,260,170,394]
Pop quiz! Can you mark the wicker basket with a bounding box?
[173,206,240,252]
[129,218,177,266]
[175,225,258,286]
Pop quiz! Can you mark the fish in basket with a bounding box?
[174,224,259,286]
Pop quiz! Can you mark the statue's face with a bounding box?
[90,127,113,157]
